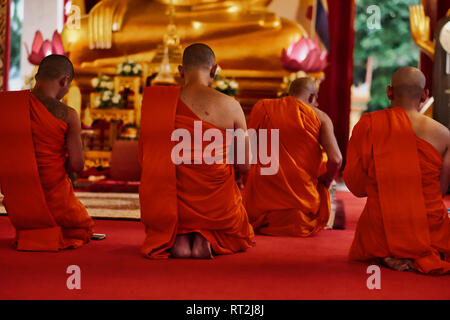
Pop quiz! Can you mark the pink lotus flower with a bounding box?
[281,37,328,73]
[27,30,66,65]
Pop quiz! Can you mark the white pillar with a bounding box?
[20,0,64,86]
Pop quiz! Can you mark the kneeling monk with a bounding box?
[139,43,254,259]
[0,55,95,251]
[243,78,342,236]
[344,67,450,274]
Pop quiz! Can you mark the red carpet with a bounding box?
[0,191,449,300]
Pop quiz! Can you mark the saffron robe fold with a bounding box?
[243,96,330,237]
[0,91,94,251]
[344,107,450,274]
[139,86,254,259]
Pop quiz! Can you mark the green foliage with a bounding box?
[354,0,420,112]
[10,0,22,77]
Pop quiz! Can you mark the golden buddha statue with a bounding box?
[62,0,306,83]
[409,4,450,59]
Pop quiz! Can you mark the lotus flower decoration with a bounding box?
[26,30,66,66]
[281,37,328,73]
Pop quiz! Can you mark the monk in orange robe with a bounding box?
[0,55,95,251]
[243,78,342,237]
[344,67,450,274]
[139,43,254,259]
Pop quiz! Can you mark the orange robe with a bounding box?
[0,91,94,251]
[243,96,330,237]
[139,86,254,259]
[344,107,450,274]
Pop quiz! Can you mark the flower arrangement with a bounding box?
[117,59,142,76]
[119,123,139,140]
[212,66,239,96]
[278,70,308,97]
[91,74,121,109]
[93,90,122,109]
[23,67,38,90]
[91,74,114,92]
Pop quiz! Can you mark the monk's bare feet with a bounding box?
[382,257,415,272]
[171,234,192,258]
[191,233,213,259]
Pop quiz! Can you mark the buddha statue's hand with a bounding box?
[88,0,130,49]
[409,4,434,57]
[410,5,430,43]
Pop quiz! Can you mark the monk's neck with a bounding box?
[183,81,211,90]
[291,95,312,107]
[395,105,421,121]
[392,100,421,112]
[32,84,59,100]
[183,71,212,87]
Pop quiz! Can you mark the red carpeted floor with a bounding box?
[0,191,449,300]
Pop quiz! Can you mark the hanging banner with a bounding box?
[0,0,10,91]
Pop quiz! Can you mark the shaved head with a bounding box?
[182,43,216,70]
[288,77,319,107]
[391,66,426,100]
[289,77,317,97]
[34,55,74,100]
[36,54,74,81]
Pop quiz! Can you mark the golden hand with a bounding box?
[88,0,130,49]
[409,4,434,58]
[410,5,430,42]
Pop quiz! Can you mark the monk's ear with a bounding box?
[420,88,429,103]
[387,86,394,100]
[58,76,70,88]
[210,64,218,79]
[178,65,184,78]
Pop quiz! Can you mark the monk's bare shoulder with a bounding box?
[47,100,80,129]
[423,115,449,138]
[206,86,236,104]
[419,115,450,154]
[33,92,71,123]
[210,88,245,128]
[54,102,79,126]
[310,106,332,128]
[205,86,242,114]
[223,94,242,114]
[434,121,450,150]
[65,106,81,127]
[219,91,244,120]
